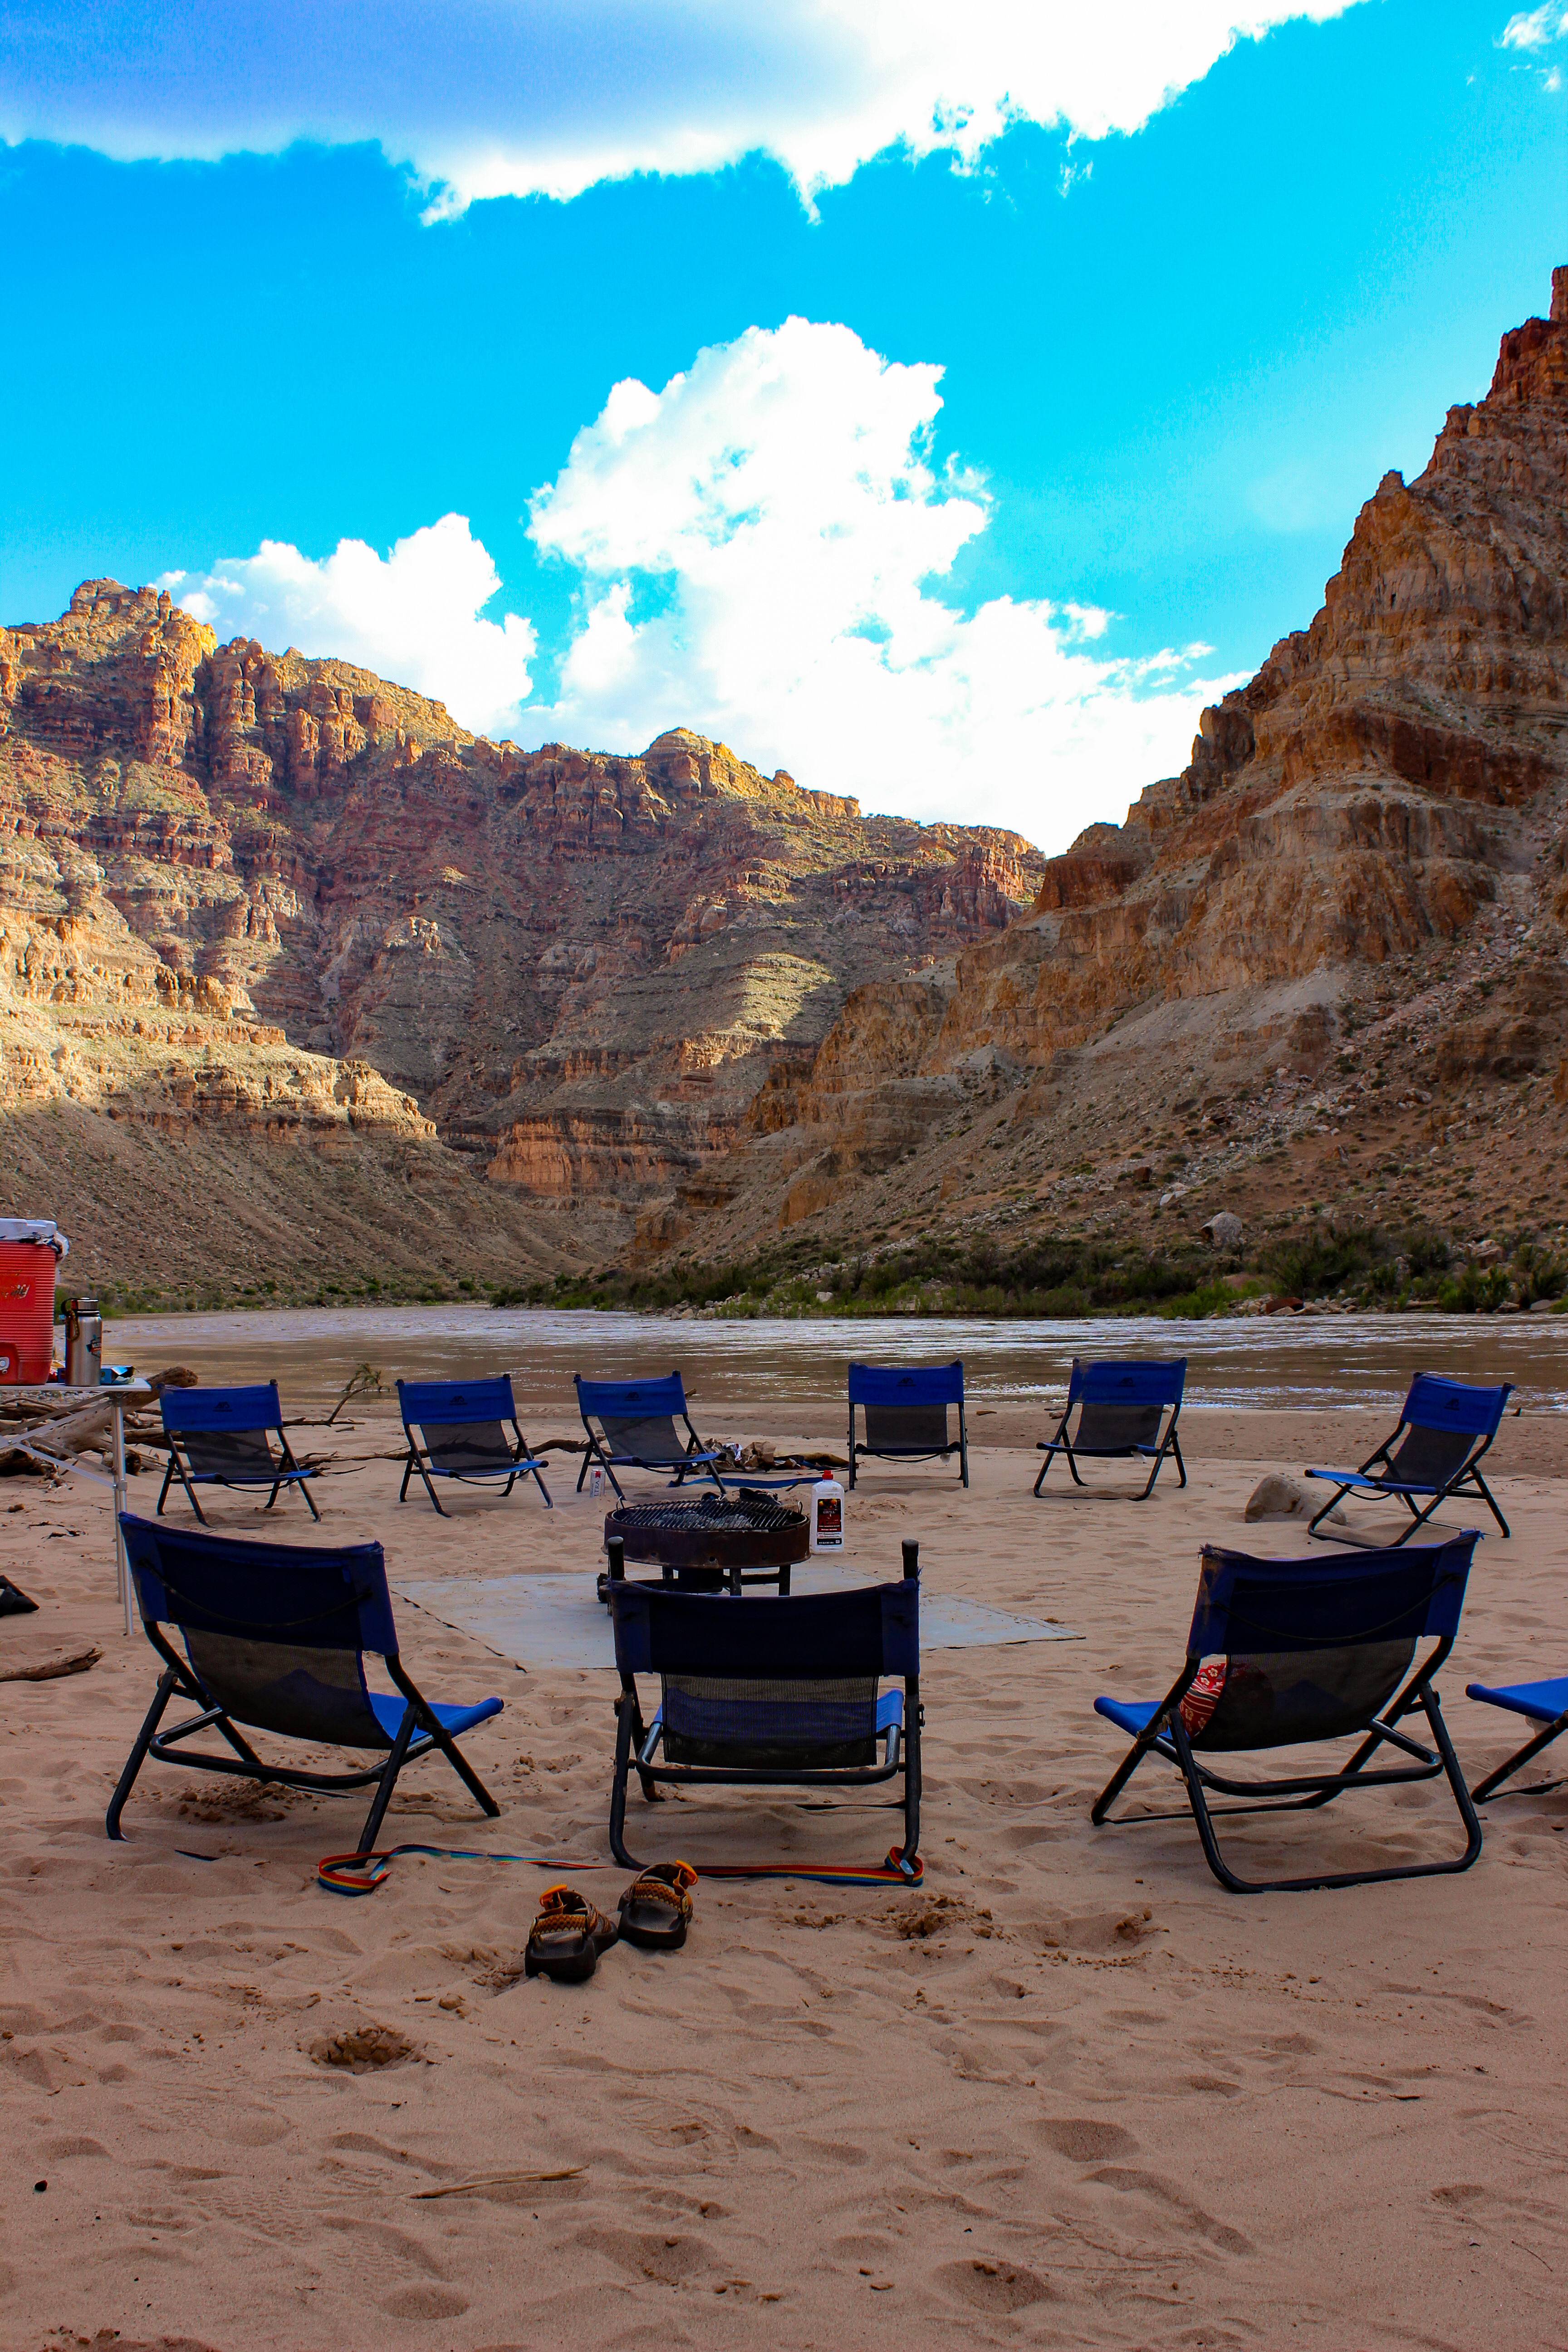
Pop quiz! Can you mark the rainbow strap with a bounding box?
[318,1842,921,1897]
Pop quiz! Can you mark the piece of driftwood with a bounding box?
[411,2166,583,2199]
[0,1400,117,1477]
[0,1645,102,1683]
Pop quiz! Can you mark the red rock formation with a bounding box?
[0,595,1043,1279]
[645,271,1568,1268]
[934,273,1568,1068]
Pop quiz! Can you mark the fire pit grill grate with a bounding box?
[604,1490,811,1573]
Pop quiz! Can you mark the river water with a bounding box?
[102,1305,1568,1417]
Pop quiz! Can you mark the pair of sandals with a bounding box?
[524,1861,697,1984]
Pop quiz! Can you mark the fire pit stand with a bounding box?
[598,1490,811,1602]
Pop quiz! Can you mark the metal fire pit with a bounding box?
[600,1490,810,1600]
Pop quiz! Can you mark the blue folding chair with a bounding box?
[606,1538,922,1873]
[397,1375,551,1515]
[157,1382,320,1524]
[1091,1533,1482,1892]
[847,1360,968,1489]
[1034,1357,1186,1499]
[574,1372,725,1499]
[1466,1674,1568,1800]
[108,1516,503,1850]
[1305,1375,1512,1544]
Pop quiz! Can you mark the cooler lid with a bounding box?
[0,1219,70,1256]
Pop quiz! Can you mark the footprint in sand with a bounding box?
[936,2257,1054,2313]
[377,2284,470,2320]
[1036,2117,1140,2163]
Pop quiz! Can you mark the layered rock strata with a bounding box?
[647,272,1568,1265]
[1,587,1040,1288]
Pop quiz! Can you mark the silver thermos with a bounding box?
[63,1296,103,1387]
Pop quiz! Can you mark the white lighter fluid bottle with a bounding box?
[809,1475,845,1553]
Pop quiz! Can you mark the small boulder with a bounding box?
[1245,1471,1342,1524]
[1202,1210,1245,1249]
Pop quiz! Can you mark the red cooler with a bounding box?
[0,1221,69,1384]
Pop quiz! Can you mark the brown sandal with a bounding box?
[617,1860,698,1950]
[523,1884,619,1983]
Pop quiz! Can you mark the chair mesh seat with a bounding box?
[184,1630,387,1747]
[183,1429,282,1481]
[862,1403,951,1453]
[1192,1638,1418,1750]
[602,1414,688,1460]
[1075,1402,1164,1452]
[661,1674,880,1768]
[425,1420,516,1475]
[1371,1426,1476,1492]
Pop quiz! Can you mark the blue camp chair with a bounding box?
[1305,1375,1512,1544]
[1034,1357,1186,1499]
[574,1372,725,1500]
[1090,1533,1482,1893]
[157,1382,320,1524]
[397,1375,551,1515]
[1465,1674,1568,1801]
[847,1360,968,1489]
[606,1537,922,1872]
[108,1516,502,1849]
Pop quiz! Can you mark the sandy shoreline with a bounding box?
[3,1411,1565,2348]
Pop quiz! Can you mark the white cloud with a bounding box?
[160,323,1248,849]
[1499,5,1568,48]
[1,1,1363,212]
[523,317,1241,845]
[161,515,535,736]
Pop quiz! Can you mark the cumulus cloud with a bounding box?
[1499,5,1568,47]
[161,515,535,737]
[160,324,1245,846]
[2,0,1361,211]
[523,317,1240,843]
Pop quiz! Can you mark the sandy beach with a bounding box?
[3,1395,1566,2350]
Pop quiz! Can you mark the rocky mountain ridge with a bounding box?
[630,270,1568,1288]
[0,583,1040,1294]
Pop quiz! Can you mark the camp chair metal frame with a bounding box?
[573,1371,725,1501]
[1305,1374,1512,1546]
[108,1516,502,1849]
[1465,1675,1568,1801]
[1034,1356,1187,1499]
[1090,1533,1482,1894]
[606,1538,922,1872]
[847,1360,968,1490]
[157,1382,320,1525]
[396,1375,552,1516]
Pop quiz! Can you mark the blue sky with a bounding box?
[0,0,1562,847]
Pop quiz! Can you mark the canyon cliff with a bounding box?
[0,586,1039,1297]
[642,270,1568,1275]
[7,273,1565,1307]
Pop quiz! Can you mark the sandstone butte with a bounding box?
[654,270,1568,1279]
[0,577,1041,1300]
[5,270,1566,1308]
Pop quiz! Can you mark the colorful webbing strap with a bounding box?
[317,1843,607,1896]
[697,1847,923,1888]
[317,1842,921,1896]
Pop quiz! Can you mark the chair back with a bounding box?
[160,1382,288,1477]
[398,1376,518,1474]
[1387,1376,1512,1486]
[1069,1356,1184,1448]
[119,1516,398,1748]
[849,1360,962,1454]
[577,1372,690,1462]
[1183,1534,1477,1753]
[609,1577,919,1769]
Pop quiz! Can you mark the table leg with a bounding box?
[113,1402,132,1636]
